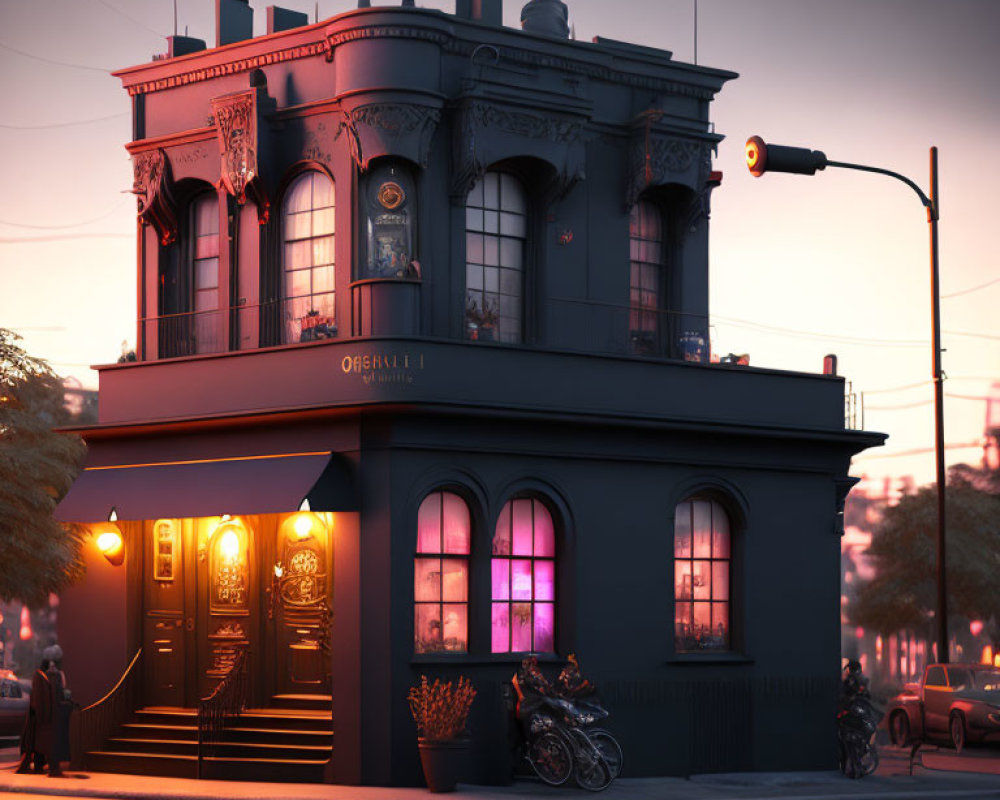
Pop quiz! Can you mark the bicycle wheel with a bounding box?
[528,732,573,786]
[573,735,612,792]
[588,729,623,779]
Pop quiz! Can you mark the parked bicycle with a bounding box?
[512,655,622,792]
[837,659,883,779]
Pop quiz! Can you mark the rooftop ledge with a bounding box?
[112,6,736,97]
[90,338,882,447]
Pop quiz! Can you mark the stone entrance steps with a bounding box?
[84,695,332,782]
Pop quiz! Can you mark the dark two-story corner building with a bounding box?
[55,0,884,786]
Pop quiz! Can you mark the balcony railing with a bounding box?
[144,296,336,359]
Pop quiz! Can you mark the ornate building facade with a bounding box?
[56,0,883,785]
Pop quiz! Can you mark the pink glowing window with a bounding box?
[414,492,470,654]
[674,498,731,652]
[491,498,556,653]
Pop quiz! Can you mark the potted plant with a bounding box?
[408,675,476,792]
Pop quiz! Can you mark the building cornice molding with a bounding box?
[121,41,327,97]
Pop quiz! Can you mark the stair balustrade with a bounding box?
[197,648,249,779]
[69,648,143,770]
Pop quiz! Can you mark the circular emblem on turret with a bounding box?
[377,181,405,210]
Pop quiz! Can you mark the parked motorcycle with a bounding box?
[837,660,883,779]
[512,655,622,792]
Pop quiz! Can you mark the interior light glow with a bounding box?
[293,513,313,539]
[219,529,240,560]
[970,619,984,637]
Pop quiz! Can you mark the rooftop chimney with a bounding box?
[217,0,253,47]
[520,0,569,38]
[266,5,309,34]
[456,0,503,26]
[164,35,207,58]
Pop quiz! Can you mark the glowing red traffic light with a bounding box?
[744,136,828,177]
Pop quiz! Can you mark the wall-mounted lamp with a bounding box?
[94,508,125,566]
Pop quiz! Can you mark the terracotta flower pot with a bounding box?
[417,738,469,793]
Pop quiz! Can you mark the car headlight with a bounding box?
[988,711,1000,726]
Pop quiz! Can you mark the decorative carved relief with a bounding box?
[211,90,270,222]
[302,124,333,166]
[450,100,586,201]
[466,101,583,145]
[626,114,716,209]
[339,103,441,171]
[132,148,177,245]
[211,621,247,639]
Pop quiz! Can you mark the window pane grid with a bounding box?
[491,499,555,653]
[415,492,470,654]
[674,499,731,653]
[466,172,526,344]
[282,172,336,344]
[629,201,666,354]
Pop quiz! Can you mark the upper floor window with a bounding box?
[674,498,731,653]
[414,492,471,654]
[629,200,665,356]
[282,171,335,344]
[491,498,555,653]
[190,193,220,354]
[465,172,526,344]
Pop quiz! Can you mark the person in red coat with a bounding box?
[16,659,64,777]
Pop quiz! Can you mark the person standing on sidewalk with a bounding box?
[15,658,64,777]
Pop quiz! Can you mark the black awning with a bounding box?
[54,451,357,522]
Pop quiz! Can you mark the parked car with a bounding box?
[886,663,1000,752]
[0,670,28,737]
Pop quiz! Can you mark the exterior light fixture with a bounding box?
[744,136,827,177]
[745,133,946,661]
[94,507,125,566]
[219,527,241,560]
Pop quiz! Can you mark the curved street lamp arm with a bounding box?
[825,159,935,216]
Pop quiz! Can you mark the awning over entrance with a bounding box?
[54,451,357,522]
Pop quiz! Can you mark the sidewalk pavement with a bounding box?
[1,752,999,800]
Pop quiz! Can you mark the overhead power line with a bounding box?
[0,112,128,130]
[0,201,128,230]
[0,39,111,73]
[0,232,132,244]
[942,276,1000,300]
[713,315,926,348]
[90,0,165,38]
[866,394,992,411]
[854,442,982,460]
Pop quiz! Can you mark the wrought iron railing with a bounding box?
[69,648,142,771]
[197,647,249,779]
[143,295,336,360]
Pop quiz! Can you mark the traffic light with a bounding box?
[745,136,828,177]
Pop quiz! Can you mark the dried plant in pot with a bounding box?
[408,675,476,792]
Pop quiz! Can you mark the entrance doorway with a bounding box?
[271,512,332,697]
[142,516,258,707]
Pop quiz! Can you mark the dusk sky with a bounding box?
[1,0,998,487]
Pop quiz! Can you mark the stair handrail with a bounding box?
[69,647,143,771]
[197,647,248,779]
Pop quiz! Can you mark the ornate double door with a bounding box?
[141,513,332,708]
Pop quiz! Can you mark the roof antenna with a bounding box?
[693,0,698,64]
[173,0,178,36]
[315,2,319,22]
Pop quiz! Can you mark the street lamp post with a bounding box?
[745,137,948,665]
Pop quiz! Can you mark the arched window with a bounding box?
[674,498,731,652]
[465,171,526,344]
[491,498,555,653]
[414,492,471,654]
[281,171,335,344]
[629,200,665,355]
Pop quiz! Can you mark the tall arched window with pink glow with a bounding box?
[674,498,731,652]
[491,498,556,653]
[414,492,471,654]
